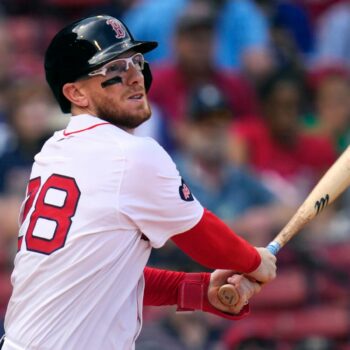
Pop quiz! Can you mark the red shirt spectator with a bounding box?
[148,1,259,130]
[149,64,259,124]
[233,118,336,180]
[230,68,337,204]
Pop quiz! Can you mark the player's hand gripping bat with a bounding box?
[218,145,350,306]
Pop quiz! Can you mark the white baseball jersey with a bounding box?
[4,114,203,350]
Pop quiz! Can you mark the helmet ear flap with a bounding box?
[143,62,153,92]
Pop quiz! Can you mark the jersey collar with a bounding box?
[63,114,110,136]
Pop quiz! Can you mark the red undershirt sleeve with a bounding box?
[143,267,185,306]
[143,267,249,320]
[171,208,261,273]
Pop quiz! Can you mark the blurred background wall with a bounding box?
[0,1,350,349]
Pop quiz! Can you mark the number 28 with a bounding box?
[19,174,80,255]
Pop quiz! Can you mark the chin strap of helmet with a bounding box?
[101,75,123,88]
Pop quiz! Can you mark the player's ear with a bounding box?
[62,82,89,109]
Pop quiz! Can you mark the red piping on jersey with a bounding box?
[63,122,110,136]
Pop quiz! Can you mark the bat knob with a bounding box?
[218,284,239,306]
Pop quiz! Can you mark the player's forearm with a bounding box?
[143,267,185,306]
[143,267,249,320]
[171,208,261,272]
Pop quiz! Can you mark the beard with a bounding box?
[93,93,152,130]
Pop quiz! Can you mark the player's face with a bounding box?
[81,51,151,130]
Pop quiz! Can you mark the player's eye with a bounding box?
[106,61,126,75]
[131,54,144,71]
[88,53,145,78]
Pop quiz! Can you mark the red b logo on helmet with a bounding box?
[106,19,126,39]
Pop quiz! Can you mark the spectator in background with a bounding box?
[0,22,13,161]
[0,79,58,195]
[173,83,292,246]
[215,0,273,80]
[230,68,337,206]
[0,20,11,85]
[148,1,259,147]
[300,0,344,25]
[301,67,350,243]
[122,0,188,63]
[5,16,44,78]
[256,0,314,70]
[123,0,273,77]
[313,1,350,67]
[304,66,350,154]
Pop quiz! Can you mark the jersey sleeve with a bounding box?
[119,137,204,248]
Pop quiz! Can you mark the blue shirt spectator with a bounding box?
[274,1,314,57]
[216,0,270,70]
[122,0,186,63]
[123,0,271,71]
[313,2,350,67]
[174,154,275,221]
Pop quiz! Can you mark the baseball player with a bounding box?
[1,15,276,350]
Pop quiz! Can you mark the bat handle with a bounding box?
[217,241,280,306]
[265,241,281,256]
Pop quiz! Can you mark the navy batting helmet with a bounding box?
[44,15,158,113]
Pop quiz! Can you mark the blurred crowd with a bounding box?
[0,0,350,349]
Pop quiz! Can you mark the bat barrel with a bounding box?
[218,145,350,307]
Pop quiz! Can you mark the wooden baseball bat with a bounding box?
[218,145,350,306]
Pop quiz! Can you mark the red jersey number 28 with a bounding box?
[18,174,81,255]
